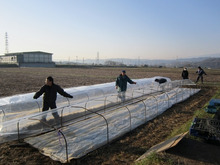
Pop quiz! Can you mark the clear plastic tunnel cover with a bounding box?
[0,77,198,163]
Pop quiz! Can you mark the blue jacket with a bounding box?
[196,69,206,76]
[116,74,134,92]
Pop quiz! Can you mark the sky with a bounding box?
[0,0,220,61]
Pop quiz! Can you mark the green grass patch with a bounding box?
[134,152,174,165]
[169,86,220,138]
[203,82,220,87]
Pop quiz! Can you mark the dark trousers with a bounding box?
[42,101,60,121]
[196,75,203,83]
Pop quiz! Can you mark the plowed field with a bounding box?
[0,67,219,165]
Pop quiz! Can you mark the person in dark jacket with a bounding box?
[155,78,167,91]
[155,78,167,84]
[115,70,136,101]
[182,67,189,79]
[33,76,73,122]
[195,66,207,84]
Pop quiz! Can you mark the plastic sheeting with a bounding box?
[25,87,200,163]
[0,77,198,163]
[0,77,171,141]
[0,76,169,123]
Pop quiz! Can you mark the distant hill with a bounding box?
[108,57,220,68]
[188,58,220,69]
[55,55,220,69]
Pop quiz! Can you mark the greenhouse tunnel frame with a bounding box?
[10,82,200,163]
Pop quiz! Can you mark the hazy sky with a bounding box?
[0,0,220,61]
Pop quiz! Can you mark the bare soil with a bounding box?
[0,67,220,165]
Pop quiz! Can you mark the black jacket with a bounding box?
[33,83,73,104]
[182,70,189,79]
[116,74,134,92]
[155,78,167,84]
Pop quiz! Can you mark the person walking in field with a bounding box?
[115,70,136,102]
[195,66,207,84]
[182,67,189,79]
[33,76,73,123]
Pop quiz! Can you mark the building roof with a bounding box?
[5,51,53,56]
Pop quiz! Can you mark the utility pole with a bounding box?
[96,52,99,65]
[138,56,140,66]
[5,32,9,54]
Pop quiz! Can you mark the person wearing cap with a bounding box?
[115,70,136,101]
[33,76,73,123]
[182,67,189,79]
[195,66,207,84]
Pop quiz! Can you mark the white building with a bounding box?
[0,51,55,67]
